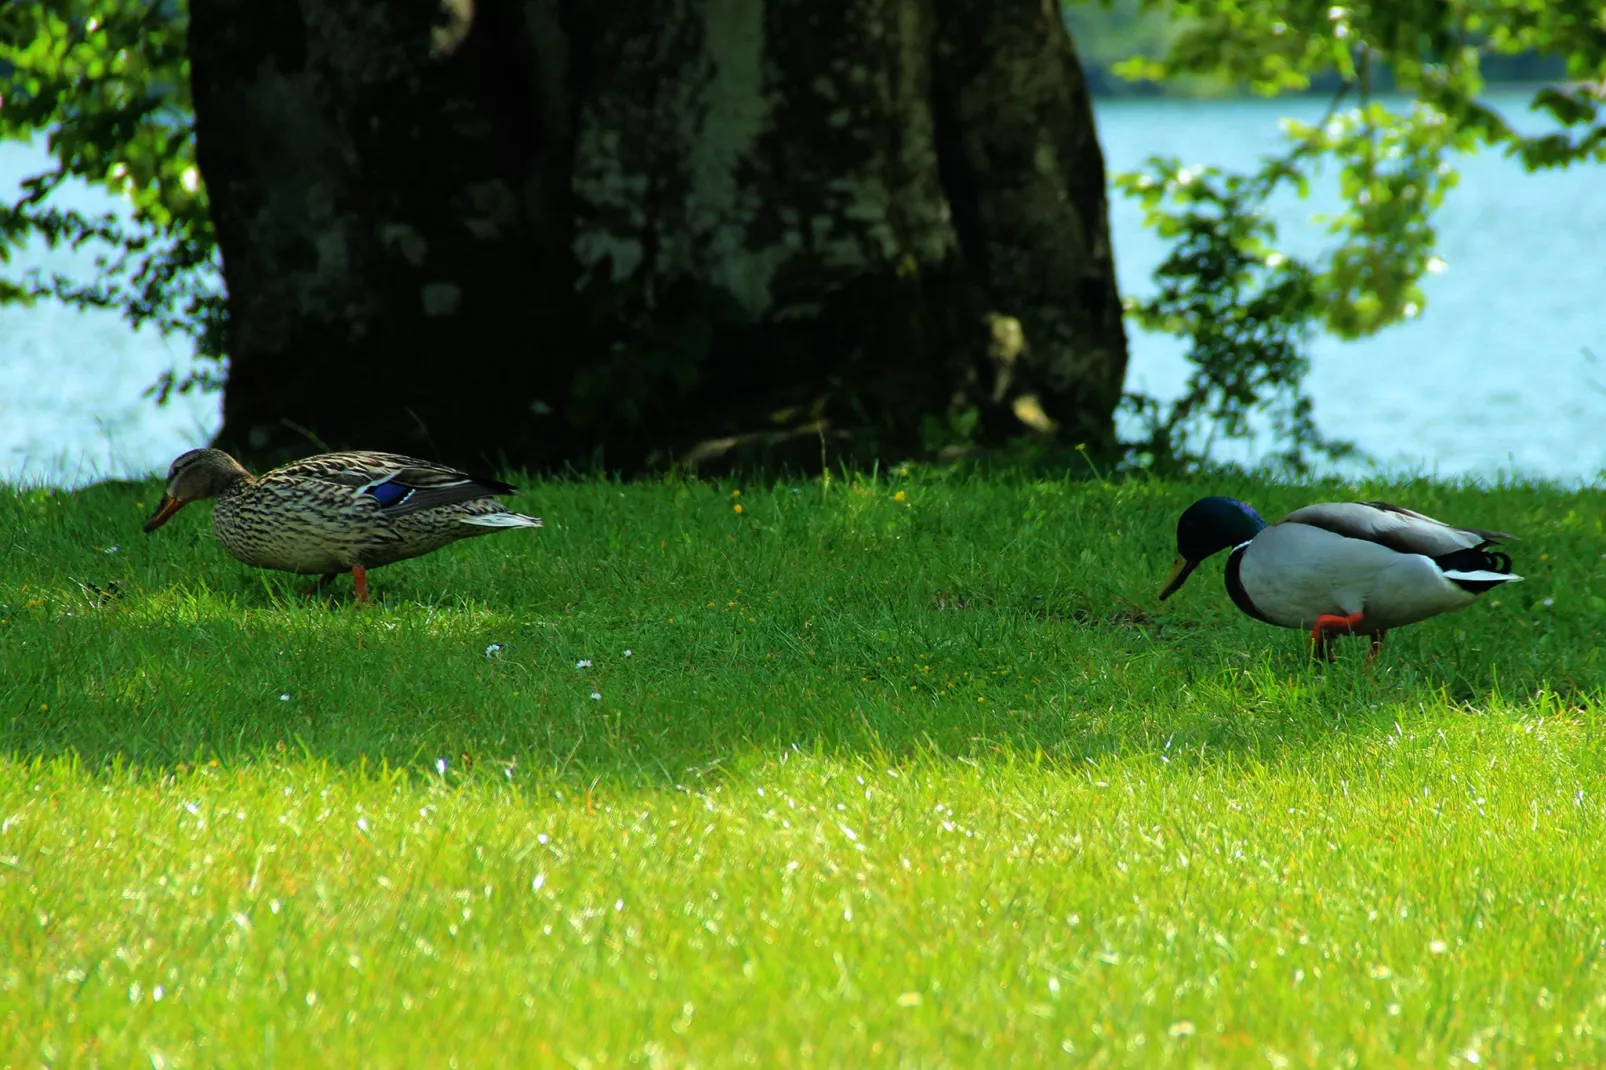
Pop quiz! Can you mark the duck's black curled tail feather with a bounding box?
[1434,544,1519,594]
[1432,546,1514,576]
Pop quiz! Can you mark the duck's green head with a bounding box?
[1159,496,1268,600]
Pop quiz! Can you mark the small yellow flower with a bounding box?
[40,704,49,712]
[894,490,907,502]
[733,503,743,514]
[730,489,741,498]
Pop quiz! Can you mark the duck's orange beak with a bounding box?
[143,495,187,533]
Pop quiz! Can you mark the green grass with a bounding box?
[4,469,1606,1066]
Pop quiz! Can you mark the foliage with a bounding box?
[0,0,224,402]
[1116,157,1340,472]
[2,0,1603,468]
[1062,0,1189,95]
[1107,0,1606,471]
[4,473,1606,1061]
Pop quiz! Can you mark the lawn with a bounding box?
[3,469,1605,1066]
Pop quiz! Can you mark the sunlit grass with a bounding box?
[3,470,1605,1065]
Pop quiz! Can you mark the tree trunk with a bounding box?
[189,0,1127,472]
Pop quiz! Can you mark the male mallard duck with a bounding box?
[1159,497,1521,661]
[143,448,542,601]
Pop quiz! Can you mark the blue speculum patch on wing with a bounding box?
[365,480,413,509]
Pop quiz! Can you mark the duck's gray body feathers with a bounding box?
[1280,501,1511,557]
[1231,501,1520,633]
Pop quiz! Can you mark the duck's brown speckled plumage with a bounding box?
[144,448,542,599]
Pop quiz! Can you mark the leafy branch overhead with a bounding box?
[0,0,225,399]
[1109,0,1605,469]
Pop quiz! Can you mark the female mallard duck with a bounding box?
[1159,497,1521,661]
[143,448,542,601]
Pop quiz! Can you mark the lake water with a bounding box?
[2,92,1602,487]
[1101,95,1606,481]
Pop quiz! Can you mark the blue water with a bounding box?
[2,92,1603,486]
[1102,95,1606,480]
[0,140,219,486]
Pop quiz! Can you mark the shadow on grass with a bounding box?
[6,473,1602,782]
[5,575,1596,787]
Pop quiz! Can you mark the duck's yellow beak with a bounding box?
[1158,554,1197,601]
[143,494,187,533]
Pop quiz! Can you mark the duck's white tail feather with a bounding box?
[1442,569,1521,583]
[459,512,543,529]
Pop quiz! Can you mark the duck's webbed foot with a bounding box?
[1309,611,1366,662]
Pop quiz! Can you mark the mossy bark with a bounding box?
[190,0,1128,472]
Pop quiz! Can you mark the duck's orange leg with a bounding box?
[352,565,369,604]
[1309,611,1365,662]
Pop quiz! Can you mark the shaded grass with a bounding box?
[3,470,1606,1064]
